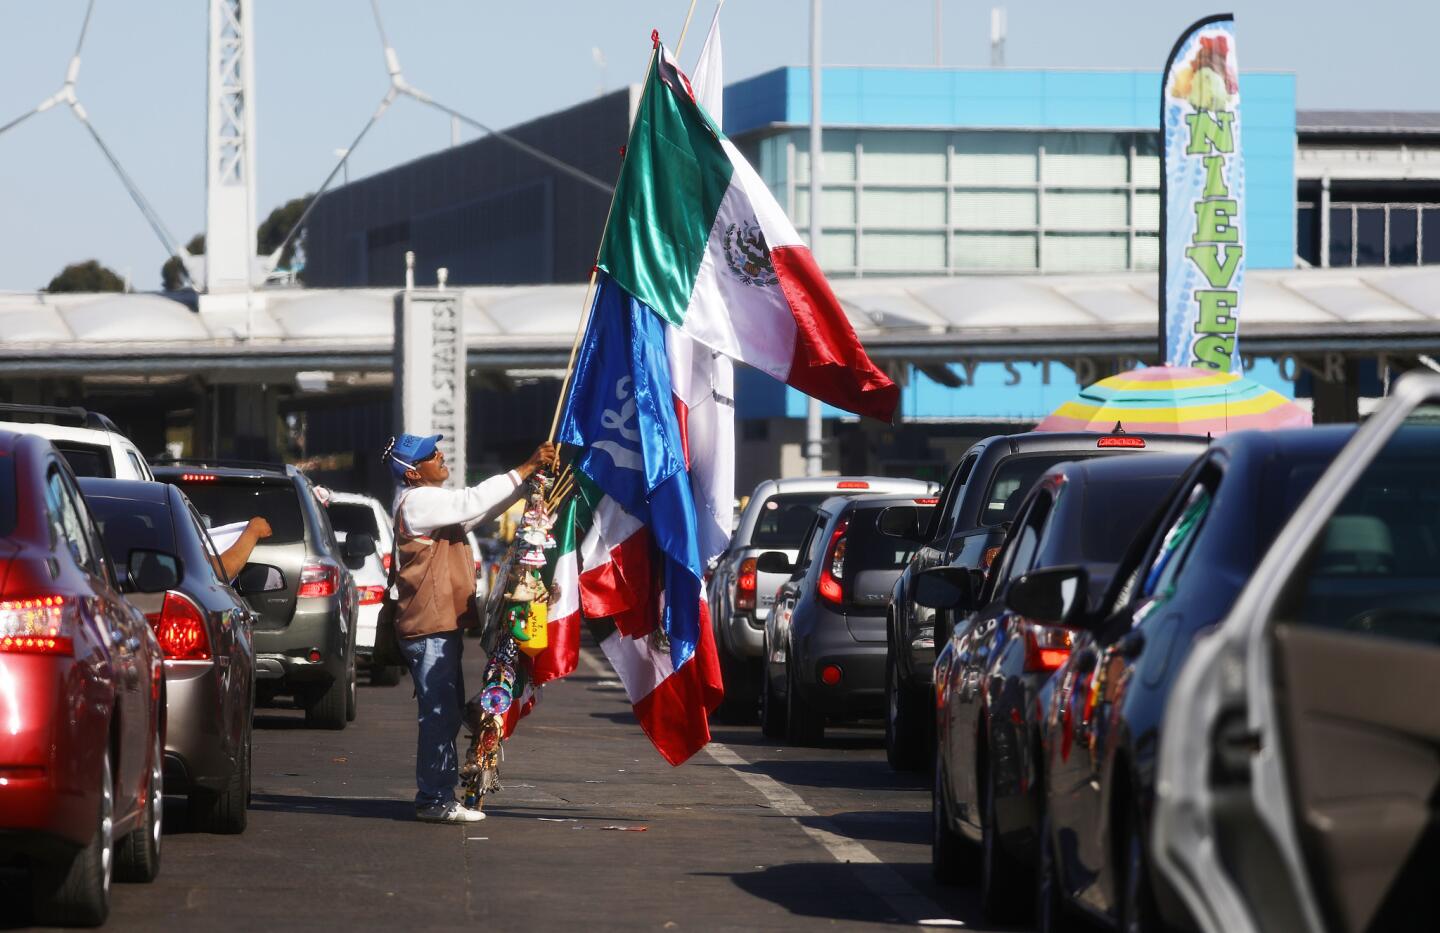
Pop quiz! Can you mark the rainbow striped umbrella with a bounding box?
[1036,365,1311,436]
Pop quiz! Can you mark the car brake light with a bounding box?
[0,595,75,655]
[145,591,210,661]
[298,560,340,598]
[836,481,869,489]
[736,557,758,611]
[357,585,386,606]
[1097,436,1145,449]
[1024,625,1071,673]
[180,473,219,482]
[817,517,850,605]
[914,497,938,505]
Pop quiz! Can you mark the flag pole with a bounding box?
[546,41,662,444]
[675,0,701,57]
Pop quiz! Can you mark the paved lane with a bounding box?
[6,635,1002,931]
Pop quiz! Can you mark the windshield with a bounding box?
[0,455,14,537]
[174,480,306,545]
[749,493,834,549]
[1079,474,1184,563]
[53,441,114,479]
[981,453,1099,527]
[328,502,379,539]
[87,495,177,562]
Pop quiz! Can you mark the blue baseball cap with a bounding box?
[385,433,443,480]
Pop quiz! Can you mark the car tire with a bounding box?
[885,645,928,772]
[345,651,358,722]
[980,756,1031,923]
[1120,799,1164,933]
[115,726,163,882]
[190,727,250,835]
[714,643,756,725]
[304,674,348,731]
[759,637,787,739]
[932,753,972,885]
[33,747,113,926]
[370,663,403,686]
[1036,810,1078,933]
[785,645,825,747]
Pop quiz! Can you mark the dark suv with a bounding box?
[883,430,1209,769]
[154,463,362,730]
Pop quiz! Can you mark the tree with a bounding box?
[257,194,313,274]
[47,260,125,293]
[161,233,205,291]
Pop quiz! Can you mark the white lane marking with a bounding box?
[704,741,958,926]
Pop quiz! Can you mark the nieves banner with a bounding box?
[1161,14,1244,372]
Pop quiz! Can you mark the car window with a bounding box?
[1274,423,1440,647]
[47,467,96,573]
[181,499,226,585]
[749,493,832,549]
[51,441,114,479]
[174,480,306,544]
[126,450,148,479]
[1141,483,1214,601]
[985,491,1053,601]
[0,454,14,537]
[932,452,979,538]
[978,453,1098,529]
[846,505,934,570]
[329,501,381,539]
[88,495,178,566]
[794,512,831,571]
[1078,472,1187,564]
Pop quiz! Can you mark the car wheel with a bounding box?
[33,747,114,926]
[1036,810,1078,933]
[345,652,358,722]
[371,663,403,686]
[785,645,825,747]
[885,645,928,772]
[980,755,1030,923]
[759,636,787,739]
[116,726,163,882]
[714,642,757,725]
[932,753,972,884]
[190,727,250,835]
[1120,800,1163,933]
[304,674,348,731]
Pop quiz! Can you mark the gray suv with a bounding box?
[155,463,363,730]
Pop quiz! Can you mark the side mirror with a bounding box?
[755,551,793,575]
[125,549,183,594]
[913,566,977,612]
[878,506,920,540]
[235,563,287,595]
[1005,565,1089,627]
[342,533,375,560]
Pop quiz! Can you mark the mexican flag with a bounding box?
[598,47,899,424]
[529,482,594,686]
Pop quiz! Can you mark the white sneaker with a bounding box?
[416,801,486,823]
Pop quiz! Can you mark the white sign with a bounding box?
[394,291,466,489]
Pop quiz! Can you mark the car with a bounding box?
[710,475,937,719]
[80,477,257,833]
[324,491,403,686]
[154,462,363,730]
[0,403,154,481]
[757,492,937,745]
[884,429,1209,771]
[922,453,1199,923]
[1026,426,1357,933]
[0,430,166,925]
[1154,373,1440,933]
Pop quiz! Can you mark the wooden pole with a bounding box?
[675,0,701,57]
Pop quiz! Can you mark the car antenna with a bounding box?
[1111,420,1126,434]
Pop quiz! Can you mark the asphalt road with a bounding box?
[7,638,1009,932]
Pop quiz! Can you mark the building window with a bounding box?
[768,127,1161,276]
[1312,201,1440,268]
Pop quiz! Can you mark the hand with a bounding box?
[518,442,559,479]
[246,516,274,540]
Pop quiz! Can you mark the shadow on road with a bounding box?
[249,793,415,822]
[252,712,311,731]
[696,861,985,927]
[730,756,929,793]
[806,809,929,847]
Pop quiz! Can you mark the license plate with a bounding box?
[760,594,775,606]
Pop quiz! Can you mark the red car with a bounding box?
[0,430,166,926]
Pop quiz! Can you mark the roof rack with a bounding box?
[0,402,120,433]
[152,457,294,474]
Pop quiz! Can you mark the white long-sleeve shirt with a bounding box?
[394,470,524,538]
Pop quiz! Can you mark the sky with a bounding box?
[0,0,1434,292]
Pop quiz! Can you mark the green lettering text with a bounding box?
[1185,110,1235,155]
[1195,290,1239,334]
[1202,155,1228,198]
[1195,200,1239,243]
[1185,245,1243,288]
[1191,335,1235,371]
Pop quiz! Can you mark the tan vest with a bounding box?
[393,491,479,639]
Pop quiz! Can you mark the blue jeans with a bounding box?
[399,631,466,808]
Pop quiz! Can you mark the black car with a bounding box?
[155,463,365,730]
[81,478,256,833]
[1030,427,1354,933]
[925,453,1199,923]
[884,430,1209,770]
[757,493,936,745]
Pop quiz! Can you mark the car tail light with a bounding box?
[817,517,850,606]
[1097,436,1145,449]
[914,497,939,505]
[145,592,210,661]
[382,553,392,573]
[736,557,758,611]
[298,560,340,598]
[820,664,843,686]
[836,481,869,489]
[180,473,219,482]
[357,585,386,606]
[0,595,75,655]
[1024,625,1071,673]
[982,546,1002,570]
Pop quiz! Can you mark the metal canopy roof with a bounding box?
[4,267,1440,377]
